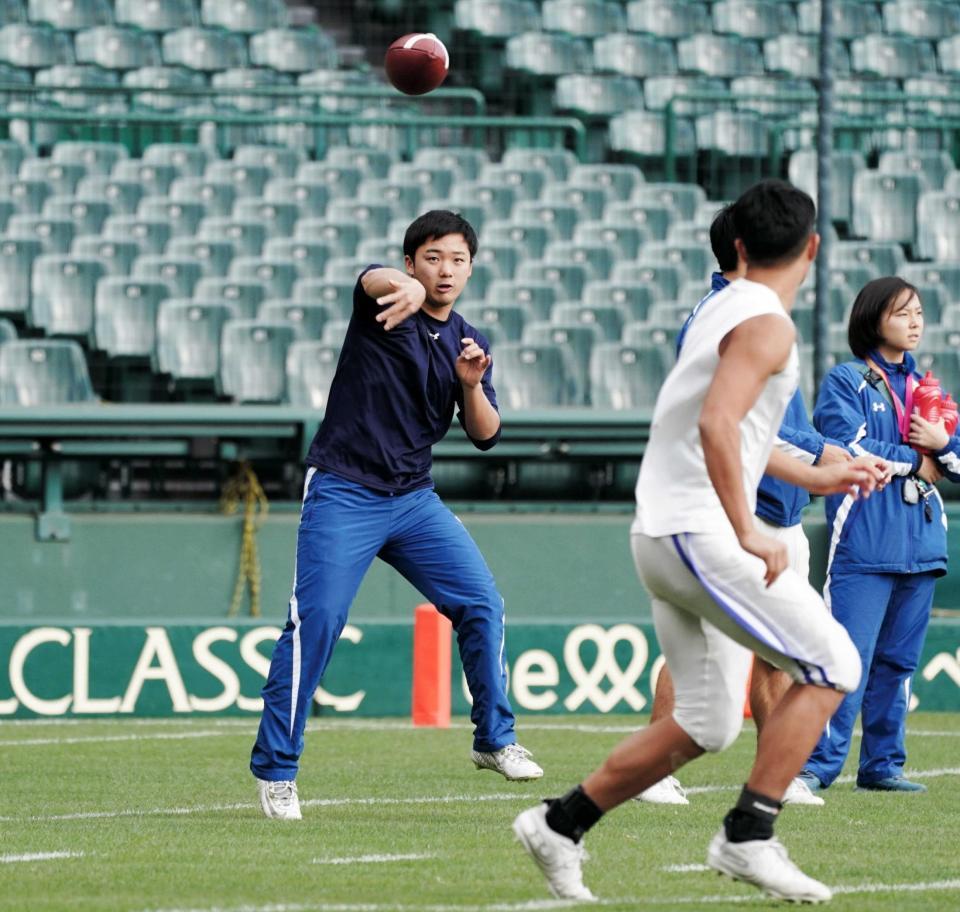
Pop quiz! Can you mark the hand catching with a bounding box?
[375,278,426,331]
[456,337,491,388]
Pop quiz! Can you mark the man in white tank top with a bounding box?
[513,181,887,904]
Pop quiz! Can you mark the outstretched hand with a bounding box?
[375,278,426,331]
[809,454,888,498]
[456,337,491,388]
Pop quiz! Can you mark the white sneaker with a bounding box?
[256,778,302,820]
[783,777,826,807]
[707,828,831,903]
[472,743,543,780]
[513,803,596,901]
[635,775,689,805]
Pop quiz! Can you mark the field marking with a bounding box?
[0,851,84,863]
[662,863,710,873]
[138,879,960,912]
[312,854,436,865]
[684,766,960,796]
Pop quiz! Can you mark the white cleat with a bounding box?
[513,803,596,901]
[472,743,543,781]
[783,777,825,807]
[256,778,302,820]
[635,775,689,805]
[707,828,832,903]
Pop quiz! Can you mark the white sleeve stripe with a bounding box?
[774,436,817,464]
[850,442,914,477]
[939,451,960,475]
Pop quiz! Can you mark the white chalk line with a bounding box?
[312,854,436,866]
[0,851,85,863]
[662,863,710,873]
[684,766,960,796]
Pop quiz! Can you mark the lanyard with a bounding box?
[866,357,914,442]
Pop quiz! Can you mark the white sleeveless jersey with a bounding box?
[632,278,799,537]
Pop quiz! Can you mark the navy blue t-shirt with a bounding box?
[305,266,501,493]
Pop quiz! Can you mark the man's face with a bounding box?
[406,233,473,308]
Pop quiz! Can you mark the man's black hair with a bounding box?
[710,204,738,273]
[847,276,919,360]
[731,179,816,268]
[403,210,478,260]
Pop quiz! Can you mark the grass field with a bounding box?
[2,713,959,912]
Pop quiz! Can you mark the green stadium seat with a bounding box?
[626,1,709,38]
[115,0,196,31]
[0,198,14,232]
[473,241,519,280]
[30,253,106,336]
[831,241,906,277]
[851,172,925,245]
[35,63,118,108]
[851,34,936,78]
[20,159,84,196]
[248,28,336,73]
[285,339,340,408]
[610,262,684,300]
[509,201,578,240]
[75,26,161,70]
[583,280,654,322]
[161,27,247,71]
[938,36,960,76]
[909,283,946,325]
[541,183,607,220]
[500,148,576,182]
[259,299,329,340]
[569,163,643,202]
[797,1,881,39]
[298,162,363,200]
[677,34,763,78]
[731,76,815,117]
[480,164,546,202]
[903,263,960,305]
[0,338,95,403]
[137,196,205,237]
[111,159,178,196]
[879,151,954,192]
[764,36,850,79]
[826,264,877,293]
[458,302,527,341]
[228,256,297,300]
[591,340,668,409]
[210,67,293,113]
[456,262,496,302]
[637,242,712,284]
[0,140,30,180]
[668,223,711,247]
[8,213,74,252]
[220,318,296,401]
[604,202,672,241]
[323,146,396,182]
[357,180,423,222]
[321,318,351,346]
[917,192,960,261]
[541,0,624,37]
[632,183,705,223]
[648,300,693,328]
[294,219,360,258]
[234,145,303,180]
[485,279,557,320]
[3,177,53,214]
[884,0,960,39]
[593,33,677,78]
[169,177,235,218]
[94,276,171,356]
[515,260,590,300]
[167,236,233,277]
[552,301,624,341]
[388,163,455,202]
[832,75,903,117]
[293,278,354,320]
[712,0,795,39]
[608,110,697,160]
[101,215,172,255]
[132,255,202,298]
[413,146,489,183]
[156,299,233,379]
[142,144,212,180]
[0,0,24,25]
[523,319,598,399]
[483,221,551,259]
[263,238,331,279]
[0,23,72,67]
[53,141,128,177]
[232,198,298,239]
[504,31,593,77]
[263,178,328,220]
[0,235,41,314]
[122,65,206,111]
[788,148,865,225]
[642,74,727,115]
[545,240,613,281]
[0,315,15,342]
[71,235,139,275]
[353,239,404,269]
[29,0,110,30]
[203,161,270,199]
[449,182,516,222]
[197,216,265,257]
[454,0,540,38]
[553,73,644,120]
[201,0,287,33]
[493,340,579,407]
[193,276,266,318]
[297,67,370,114]
[43,196,111,236]
[325,201,394,239]
[695,110,769,156]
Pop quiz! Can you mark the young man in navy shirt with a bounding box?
[251,210,542,820]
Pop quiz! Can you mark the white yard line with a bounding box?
[685,766,960,795]
[662,863,710,873]
[312,854,436,865]
[0,851,84,863]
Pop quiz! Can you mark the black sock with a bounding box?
[544,785,603,844]
[723,785,782,843]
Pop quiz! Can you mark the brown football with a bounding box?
[384,33,449,96]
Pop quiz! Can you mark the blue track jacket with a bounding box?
[814,352,960,576]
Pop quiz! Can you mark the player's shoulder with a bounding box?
[826,358,869,387]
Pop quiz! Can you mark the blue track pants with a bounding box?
[250,470,516,780]
[804,569,936,787]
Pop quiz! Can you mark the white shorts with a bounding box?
[632,530,860,753]
[754,516,810,580]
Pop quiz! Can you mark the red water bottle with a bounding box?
[942,393,959,437]
[914,371,942,423]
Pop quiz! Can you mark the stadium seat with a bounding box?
[626,0,710,38]
[325,201,395,239]
[75,26,161,70]
[545,240,613,281]
[500,148,577,182]
[610,262,685,300]
[203,161,270,200]
[30,254,106,336]
[35,63,118,108]
[413,146,489,183]
[192,277,266,319]
[201,0,287,33]
[94,277,171,357]
[850,35,936,78]
[731,76,815,117]
[0,338,95,404]
[234,145,303,181]
[121,65,206,111]
[458,302,526,341]
[261,178,327,220]
[0,236,41,315]
[0,24,72,67]
[285,339,340,407]
[248,28,336,73]
[259,299,329,340]
[219,318,296,402]
[71,235,139,275]
[169,177,236,218]
[357,180,423,222]
[939,36,960,76]
[318,147,394,183]
[676,34,763,78]
[485,279,557,320]
[764,36,850,79]
[590,342,666,410]
[142,144,211,180]
[504,31,593,78]
[161,27,247,71]
[604,201,671,241]
[137,197,205,237]
[637,242,712,283]
[297,161,363,200]
[0,198,13,233]
[554,73,643,120]
[552,301,624,341]
[167,237,233,277]
[827,264,877,293]
[473,241,519,280]
[210,67,293,113]
[132,255,202,298]
[883,0,960,39]
[0,315,15,343]
[796,1,881,39]
[292,278,354,320]
[831,241,906,276]
[541,183,606,220]
[522,320,598,399]
[608,110,697,160]
[20,159,84,197]
[101,215,172,255]
[668,223,711,247]
[29,0,110,30]
[0,140,30,181]
[111,159,178,197]
[903,263,960,305]
[228,256,298,300]
[483,221,552,260]
[541,0,624,37]
[454,0,540,38]
[449,182,516,222]
[388,163,455,202]
[642,74,727,115]
[320,318,351,346]
[631,183,705,223]
[851,172,925,245]
[43,196,110,236]
[788,149,866,225]
[480,164,546,202]
[586,281,655,322]
[294,219,360,259]
[2,178,51,215]
[593,33,677,78]
[515,260,590,300]
[323,257,369,284]
[232,199,298,239]
[916,192,960,261]
[879,151,954,191]
[712,0,795,38]
[115,0,196,31]
[263,238,331,279]
[197,216,265,257]
[569,164,643,202]
[8,214,74,253]
[53,141,127,177]
[695,111,769,156]
[155,299,234,380]
[493,341,579,407]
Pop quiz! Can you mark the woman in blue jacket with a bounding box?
[800,276,960,793]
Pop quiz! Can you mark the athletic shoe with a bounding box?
[635,775,689,805]
[256,778,302,820]
[783,776,825,807]
[512,803,596,901]
[707,828,831,903]
[855,775,927,793]
[472,743,543,780]
[796,769,824,793]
